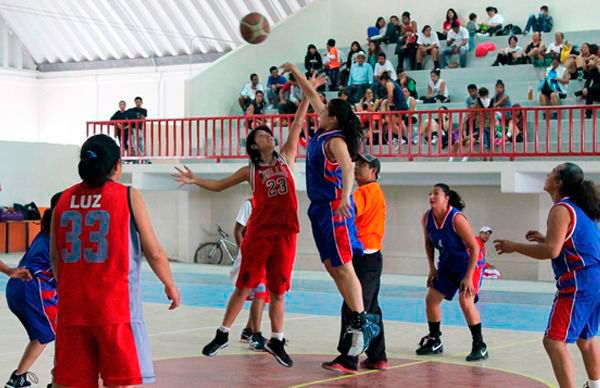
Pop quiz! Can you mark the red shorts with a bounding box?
[54,321,155,387]
[237,233,296,295]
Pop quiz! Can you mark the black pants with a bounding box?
[336,251,386,368]
[397,44,417,70]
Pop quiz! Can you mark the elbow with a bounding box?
[144,247,166,263]
[548,246,561,259]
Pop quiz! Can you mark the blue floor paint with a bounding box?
[1,271,556,333]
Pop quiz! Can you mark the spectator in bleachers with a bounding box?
[110,100,129,151]
[419,106,449,146]
[304,45,323,77]
[416,25,441,70]
[245,90,267,128]
[324,38,342,91]
[523,5,553,35]
[522,32,546,66]
[358,88,383,133]
[238,73,264,111]
[379,71,408,140]
[278,73,303,115]
[437,8,460,41]
[341,41,363,87]
[508,103,525,142]
[465,84,479,107]
[367,40,383,69]
[266,66,288,109]
[491,80,512,120]
[347,51,374,104]
[491,35,523,66]
[576,62,600,118]
[398,69,418,98]
[466,13,478,50]
[395,11,418,70]
[368,17,387,41]
[539,55,569,109]
[127,96,147,157]
[478,6,505,36]
[565,43,598,80]
[374,53,397,82]
[421,69,449,103]
[472,87,493,153]
[383,15,401,44]
[440,22,469,68]
[545,32,564,56]
[337,88,351,103]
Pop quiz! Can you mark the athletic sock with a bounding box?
[588,379,600,388]
[468,323,483,345]
[218,325,231,334]
[428,321,441,338]
[271,332,284,341]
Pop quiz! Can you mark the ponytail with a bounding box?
[558,163,600,221]
[78,134,121,187]
[327,99,364,159]
[434,183,466,211]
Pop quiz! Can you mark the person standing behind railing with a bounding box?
[126,96,148,159]
[110,100,129,154]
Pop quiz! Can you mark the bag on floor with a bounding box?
[22,202,41,220]
[0,207,25,222]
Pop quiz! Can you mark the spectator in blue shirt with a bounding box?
[347,51,374,104]
[465,84,478,107]
[266,66,287,109]
[523,5,553,34]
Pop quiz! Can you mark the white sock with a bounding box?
[271,332,284,341]
[218,325,231,333]
[588,379,600,388]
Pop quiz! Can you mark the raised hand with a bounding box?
[309,72,327,89]
[172,166,196,188]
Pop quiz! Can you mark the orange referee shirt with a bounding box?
[353,182,386,251]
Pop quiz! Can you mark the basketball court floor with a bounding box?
[0,253,588,387]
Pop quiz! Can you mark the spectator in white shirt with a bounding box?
[479,6,505,36]
[441,22,469,68]
[492,35,523,66]
[545,32,564,56]
[239,73,265,112]
[417,25,441,70]
[374,52,397,81]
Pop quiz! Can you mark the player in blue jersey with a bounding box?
[281,63,380,358]
[495,163,600,388]
[417,183,488,361]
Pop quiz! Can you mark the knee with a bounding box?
[459,294,474,311]
[576,337,594,351]
[543,336,563,352]
[269,292,285,303]
[234,287,251,298]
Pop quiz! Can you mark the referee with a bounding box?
[322,153,387,373]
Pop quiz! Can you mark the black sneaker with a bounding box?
[5,370,38,388]
[265,338,293,367]
[249,332,267,352]
[466,342,489,361]
[347,313,382,357]
[202,330,229,357]
[240,327,253,343]
[416,335,443,355]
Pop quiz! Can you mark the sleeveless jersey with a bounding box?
[306,129,347,204]
[390,81,408,110]
[53,181,143,325]
[245,153,299,237]
[426,207,470,266]
[551,197,600,280]
[17,232,54,286]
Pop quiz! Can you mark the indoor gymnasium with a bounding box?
[1,0,600,387]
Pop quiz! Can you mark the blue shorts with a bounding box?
[307,200,363,268]
[546,265,600,343]
[6,277,57,344]
[432,261,483,303]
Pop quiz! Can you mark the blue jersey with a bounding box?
[17,232,54,286]
[552,198,600,280]
[426,207,470,266]
[306,129,346,204]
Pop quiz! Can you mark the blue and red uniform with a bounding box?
[545,197,600,343]
[425,207,483,301]
[6,232,57,344]
[53,181,154,386]
[306,129,363,267]
[238,153,299,295]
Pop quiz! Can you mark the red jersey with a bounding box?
[53,181,143,325]
[246,153,299,237]
[475,236,487,266]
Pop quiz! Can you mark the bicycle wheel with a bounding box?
[194,243,223,265]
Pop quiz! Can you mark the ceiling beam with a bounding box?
[248,0,275,26]
[96,0,149,58]
[209,0,242,47]
[66,0,121,59]
[83,0,135,59]
[146,0,191,55]
[53,0,107,60]
[164,0,209,54]
[195,0,236,50]
[38,0,88,61]
[114,0,164,57]
[129,0,178,57]
[178,0,221,52]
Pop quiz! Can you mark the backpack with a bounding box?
[499,24,522,36]
[0,207,25,222]
[23,202,41,220]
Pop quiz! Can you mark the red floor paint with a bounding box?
[154,354,548,387]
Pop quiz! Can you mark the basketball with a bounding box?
[239,12,270,44]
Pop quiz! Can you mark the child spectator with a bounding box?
[465,84,479,107]
[437,8,460,41]
[239,73,264,111]
[523,5,553,34]
[479,6,504,36]
[266,66,288,108]
[466,13,478,50]
[417,25,441,70]
[421,68,449,103]
[492,36,523,66]
[441,22,469,68]
[324,38,342,91]
[395,11,418,70]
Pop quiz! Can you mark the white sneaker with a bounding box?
[448,157,455,162]
[461,157,469,162]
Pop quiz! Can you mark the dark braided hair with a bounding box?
[78,134,121,187]
[557,163,600,221]
[434,183,465,211]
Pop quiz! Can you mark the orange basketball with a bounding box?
[240,12,270,44]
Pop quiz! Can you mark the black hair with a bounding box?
[431,68,441,77]
[446,8,458,22]
[557,163,600,221]
[134,96,142,101]
[327,38,336,47]
[288,73,296,82]
[380,71,392,81]
[469,13,477,21]
[40,192,63,234]
[422,25,432,33]
[402,11,410,18]
[478,87,489,97]
[327,99,363,159]
[255,90,264,96]
[78,134,121,187]
[376,17,385,27]
[337,88,349,97]
[451,20,460,29]
[245,126,275,165]
[119,100,126,104]
[377,52,386,59]
[496,79,504,87]
[269,65,278,72]
[434,183,465,210]
[350,41,363,52]
[485,6,498,13]
[589,43,599,55]
[390,15,399,21]
[307,44,317,52]
[541,5,549,11]
[250,73,258,80]
[467,83,478,90]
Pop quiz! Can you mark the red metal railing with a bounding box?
[86,105,600,162]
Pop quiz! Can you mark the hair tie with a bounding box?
[85,150,97,159]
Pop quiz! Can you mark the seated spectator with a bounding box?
[395,12,418,70]
[420,68,449,103]
[383,15,401,44]
[347,51,374,104]
[419,106,449,145]
[479,6,505,36]
[523,5,553,34]
[374,52,396,98]
[367,40,382,69]
[441,22,469,68]
[368,17,387,41]
[110,100,129,151]
[379,72,408,140]
[266,66,288,109]
[437,8,460,41]
[278,73,303,114]
[358,88,382,131]
[245,90,267,128]
[575,62,600,118]
[492,35,523,66]
[522,32,546,66]
[465,84,479,107]
[508,103,525,142]
[545,32,564,56]
[539,55,569,109]
[338,88,350,102]
[417,25,441,70]
[565,43,598,80]
[398,69,418,98]
[324,38,342,91]
[239,73,264,111]
[341,41,363,87]
[491,80,512,122]
[304,44,323,77]
[466,13,478,50]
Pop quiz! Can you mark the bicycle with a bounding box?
[194,225,238,265]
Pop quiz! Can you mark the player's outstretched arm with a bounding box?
[130,188,181,310]
[0,260,32,281]
[172,165,249,192]
[422,212,437,288]
[281,63,327,123]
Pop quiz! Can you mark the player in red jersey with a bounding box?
[51,134,181,387]
[173,77,323,368]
